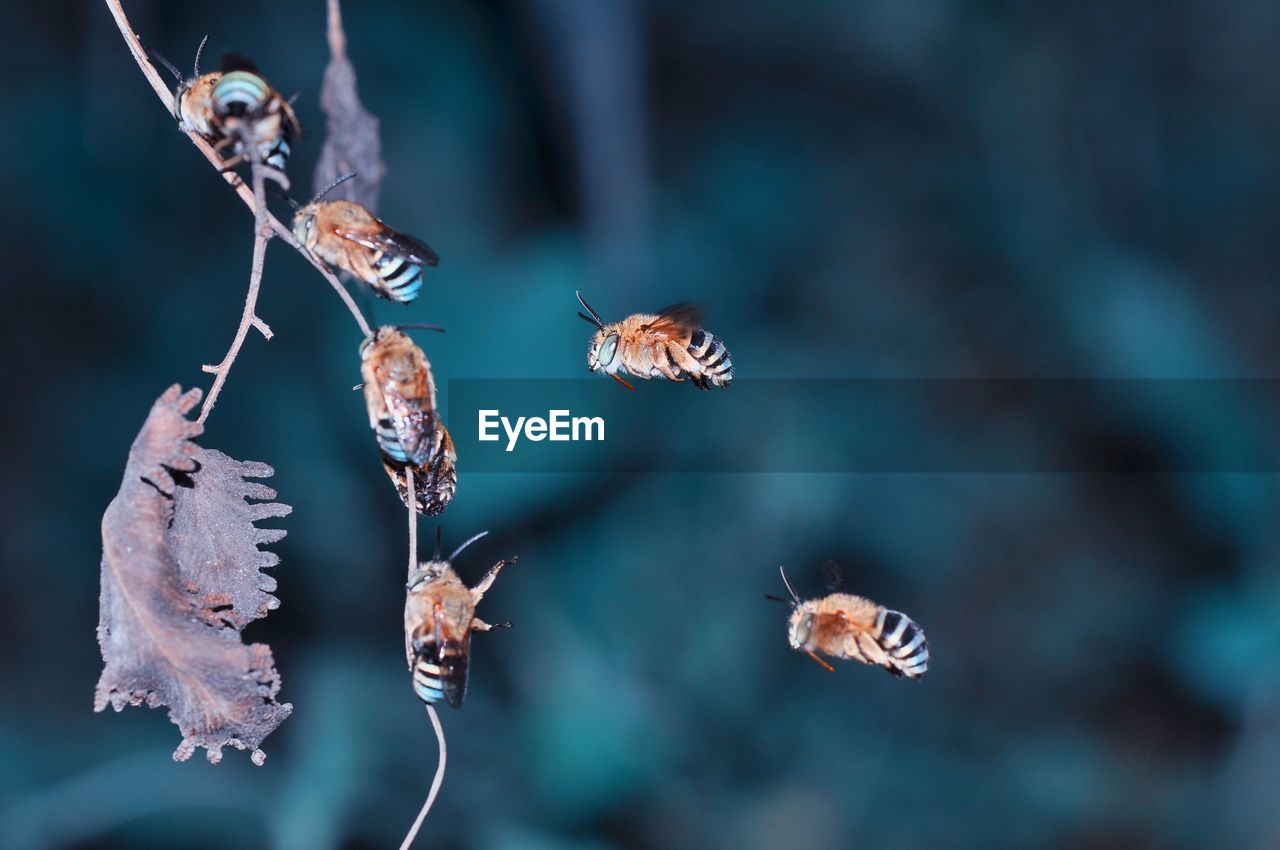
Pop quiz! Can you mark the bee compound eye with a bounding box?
[600,334,619,365]
[795,613,814,645]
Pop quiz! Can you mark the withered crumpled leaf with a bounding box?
[313,0,386,211]
[95,385,293,765]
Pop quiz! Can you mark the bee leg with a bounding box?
[471,556,518,602]
[608,372,635,391]
[665,343,698,373]
[667,345,712,389]
[653,347,684,383]
[472,618,513,632]
[805,650,836,673]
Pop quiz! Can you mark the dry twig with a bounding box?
[406,466,418,578]
[198,161,272,424]
[399,465,450,850]
[399,704,447,850]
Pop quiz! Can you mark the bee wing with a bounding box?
[220,52,261,73]
[642,302,705,338]
[440,633,472,708]
[425,606,471,709]
[379,378,435,466]
[822,560,845,593]
[334,224,440,267]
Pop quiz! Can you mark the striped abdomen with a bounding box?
[410,641,469,707]
[872,609,929,679]
[411,654,445,704]
[375,412,430,467]
[369,252,424,303]
[213,71,292,171]
[685,328,733,389]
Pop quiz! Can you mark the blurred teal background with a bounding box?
[3,1,1280,848]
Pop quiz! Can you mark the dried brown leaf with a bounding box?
[171,450,290,628]
[95,385,293,764]
[314,0,385,211]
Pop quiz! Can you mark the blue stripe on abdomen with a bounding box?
[414,679,444,703]
[216,75,267,102]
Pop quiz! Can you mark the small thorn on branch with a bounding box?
[196,160,274,426]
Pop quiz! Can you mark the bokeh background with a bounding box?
[3,1,1280,848]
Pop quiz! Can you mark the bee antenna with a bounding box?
[311,172,357,204]
[764,594,793,606]
[449,530,490,562]
[434,527,443,560]
[575,290,605,329]
[193,34,209,77]
[778,566,801,605]
[396,323,447,333]
[148,48,184,83]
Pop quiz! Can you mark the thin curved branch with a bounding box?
[406,465,418,578]
[397,466,445,850]
[198,161,272,425]
[104,0,372,340]
[399,704,447,850]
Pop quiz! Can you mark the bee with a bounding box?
[383,426,457,517]
[208,53,300,180]
[575,291,733,390]
[294,174,439,304]
[149,37,221,138]
[152,44,297,182]
[769,566,929,679]
[359,325,445,467]
[405,530,515,707]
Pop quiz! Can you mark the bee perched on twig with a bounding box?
[149,36,220,138]
[405,530,515,707]
[208,53,300,182]
[575,291,734,390]
[151,43,298,184]
[293,174,439,304]
[360,325,441,466]
[359,325,457,515]
[769,566,929,680]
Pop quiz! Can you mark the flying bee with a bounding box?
[148,36,221,138]
[293,174,439,304]
[383,425,457,516]
[575,291,733,390]
[359,325,446,467]
[405,530,515,707]
[208,53,300,182]
[769,566,929,679]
